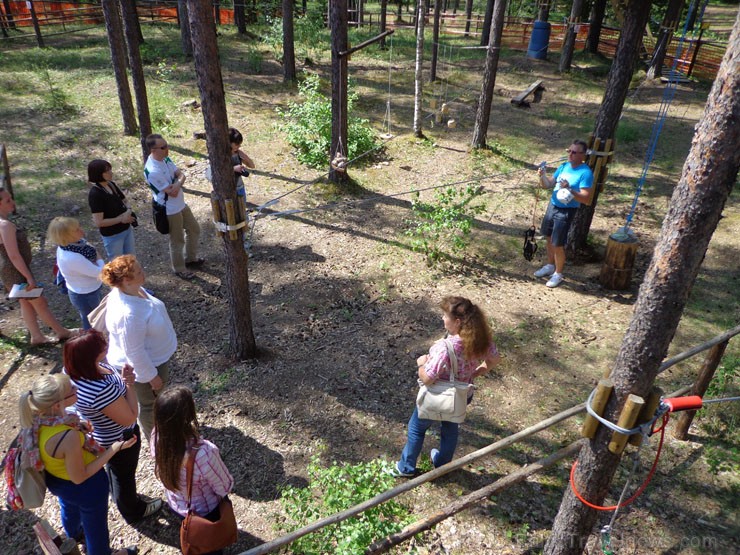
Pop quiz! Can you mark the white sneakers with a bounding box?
[546,273,564,288]
[534,264,555,278]
[534,264,564,287]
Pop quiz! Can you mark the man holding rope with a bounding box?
[533,140,593,288]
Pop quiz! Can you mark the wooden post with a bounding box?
[599,227,639,290]
[608,394,644,454]
[224,199,237,241]
[673,340,729,440]
[28,0,45,48]
[581,379,613,439]
[0,144,13,200]
[629,386,662,446]
[211,198,224,238]
[686,24,706,78]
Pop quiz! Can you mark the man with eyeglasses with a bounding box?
[144,134,203,280]
[533,139,593,288]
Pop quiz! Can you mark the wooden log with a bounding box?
[224,199,237,241]
[673,340,729,440]
[211,198,224,238]
[581,378,613,439]
[600,228,639,290]
[629,386,663,446]
[608,394,644,455]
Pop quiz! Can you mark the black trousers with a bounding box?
[106,425,147,523]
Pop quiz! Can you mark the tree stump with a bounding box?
[600,228,638,290]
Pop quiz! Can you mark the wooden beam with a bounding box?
[511,79,544,107]
[339,29,394,56]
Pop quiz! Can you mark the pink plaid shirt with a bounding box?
[153,438,234,517]
[424,335,498,383]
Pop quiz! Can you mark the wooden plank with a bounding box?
[511,79,544,107]
[33,522,63,555]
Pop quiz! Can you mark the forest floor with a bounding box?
[0,21,738,555]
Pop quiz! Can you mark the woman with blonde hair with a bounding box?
[47,217,104,329]
[392,296,500,477]
[19,373,137,555]
[101,255,176,440]
[0,187,76,345]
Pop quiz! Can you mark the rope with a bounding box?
[623,0,708,229]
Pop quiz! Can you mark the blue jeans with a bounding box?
[67,285,103,329]
[397,407,460,474]
[45,469,111,555]
[101,226,135,260]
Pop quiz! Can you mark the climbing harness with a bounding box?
[523,161,548,261]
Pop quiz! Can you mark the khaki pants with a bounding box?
[167,205,200,273]
[134,361,170,441]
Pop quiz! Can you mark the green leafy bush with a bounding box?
[277,456,410,554]
[278,73,379,169]
[405,184,487,264]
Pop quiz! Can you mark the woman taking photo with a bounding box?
[0,187,76,345]
[101,254,176,441]
[19,374,137,555]
[393,296,500,477]
[87,159,136,259]
[152,386,235,555]
[64,330,163,524]
[47,217,104,330]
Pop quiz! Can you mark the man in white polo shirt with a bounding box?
[144,134,203,279]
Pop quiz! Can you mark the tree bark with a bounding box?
[647,0,685,79]
[234,0,246,34]
[545,12,740,554]
[559,0,585,72]
[471,0,507,149]
[413,0,425,138]
[480,0,494,46]
[185,0,257,360]
[120,0,152,160]
[380,0,388,47]
[537,0,550,22]
[101,0,137,136]
[2,0,17,31]
[329,0,349,183]
[28,0,44,48]
[430,0,441,82]
[178,0,193,58]
[567,0,652,255]
[282,0,296,82]
[463,0,473,37]
[585,0,606,54]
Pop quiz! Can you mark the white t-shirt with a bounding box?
[144,155,187,215]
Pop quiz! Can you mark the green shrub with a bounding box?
[277,456,411,554]
[405,184,487,265]
[278,72,379,169]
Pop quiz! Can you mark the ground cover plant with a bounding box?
[0,6,738,554]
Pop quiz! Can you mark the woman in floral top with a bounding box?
[393,296,500,477]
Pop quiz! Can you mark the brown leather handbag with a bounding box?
[180,448,238,555]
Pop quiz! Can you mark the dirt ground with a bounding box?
[0,25,738,555]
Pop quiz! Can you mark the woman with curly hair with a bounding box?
[392,296,500,477]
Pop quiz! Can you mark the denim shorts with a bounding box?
[540,203,578,247]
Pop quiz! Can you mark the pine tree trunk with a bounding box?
[234,0,246,34]
[585,0,606,54]
[3,0,17,30]
[330,0,349,183]
[480,0,494,46]
[413,0,425,138]
[178,0,193,58]
[120,0,152,160]
[463,0,473,37]
[282,0,296,82]
[545,13,740,554]
[471,0,507,149]
[567,0,652,255]
[185,0,257,360]
[647,0,685,79]
[430,0,441,82]
[537,0,550,22]
[559,0,584,73]
[101,0,137,136]
[380,0,388,47]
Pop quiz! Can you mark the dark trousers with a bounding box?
[106,425,147,523]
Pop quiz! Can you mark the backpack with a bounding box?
[3,447,46,510]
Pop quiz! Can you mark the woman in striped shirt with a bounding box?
[152,386,235,555]
[64,330,163,523]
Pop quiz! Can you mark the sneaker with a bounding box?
[546,272,564,288]
[534,264,555,278]
[142,498,163,519]
[430,448,440,468]
[388,461,415,478]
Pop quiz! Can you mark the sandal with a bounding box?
[143,498,163,518]
[174,271,195,280]
[185,257,205,268]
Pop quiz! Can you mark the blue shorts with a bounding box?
[540,203,577,247]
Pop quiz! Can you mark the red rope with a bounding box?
[569,413,669,511]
